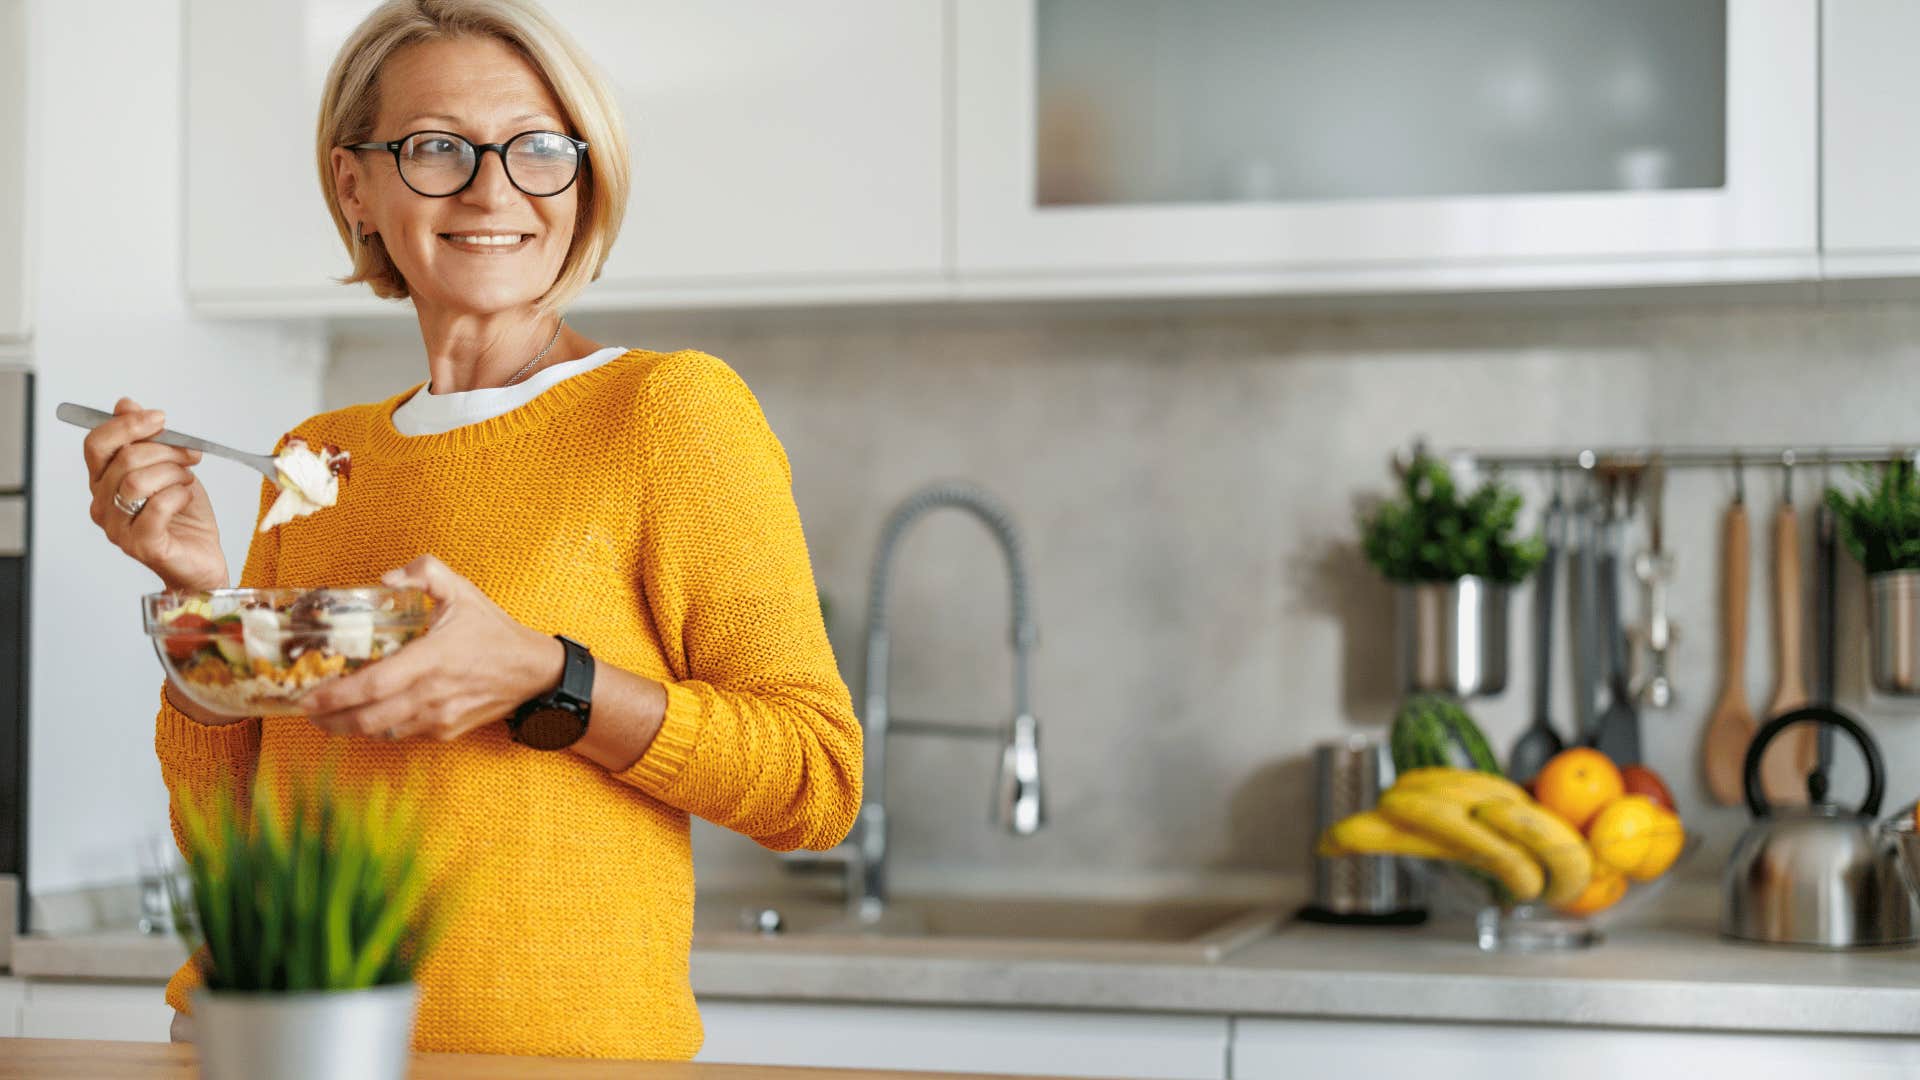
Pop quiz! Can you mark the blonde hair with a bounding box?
[315,0,629,311]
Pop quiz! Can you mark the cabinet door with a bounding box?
[1231,1018,1920,1080]
[185,0,945,316]
[0,977,23,1038]
[586,3,945,291]
[17,982,173,1043]
[184,0,354,313]
[1823,0,1920,274]
[0,0,31,343]
[955,0,1818,294]
[697,1000,1229,1080]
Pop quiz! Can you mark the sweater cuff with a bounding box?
[154,684,260,765]
[164,950,207,1014]
[617,680,702,796]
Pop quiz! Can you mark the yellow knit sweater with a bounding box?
[154,348,863,1059]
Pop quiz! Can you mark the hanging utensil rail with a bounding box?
[1410,445,1919,473]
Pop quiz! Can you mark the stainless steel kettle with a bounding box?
[1722,707,1916,948]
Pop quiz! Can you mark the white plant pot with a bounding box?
[191,983,417,1080]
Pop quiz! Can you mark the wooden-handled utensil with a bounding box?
[1703,474,1755,806]
[1759,464,1812,804]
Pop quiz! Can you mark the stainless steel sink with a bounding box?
[693,893,1284,963]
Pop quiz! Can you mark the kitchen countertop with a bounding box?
[0,1038,1026,1078]
[13,885,1920,1037]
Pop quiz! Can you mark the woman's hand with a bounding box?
[83,398,228,592]
[301,555,563,742]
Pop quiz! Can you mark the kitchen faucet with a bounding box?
[788,482,1044,922]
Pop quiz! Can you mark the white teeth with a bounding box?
[443,233,528,245]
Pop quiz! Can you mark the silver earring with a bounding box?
[355,222,370,244]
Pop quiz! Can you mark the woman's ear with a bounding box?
[329,147,368,234]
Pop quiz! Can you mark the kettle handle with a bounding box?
[1744,706,1883,819]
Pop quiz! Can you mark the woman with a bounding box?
[80,0,861,1059]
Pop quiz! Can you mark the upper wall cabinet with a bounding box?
[185,1,946,316]
[953,0,1819,298]
[0,0,32,343]
[1822,0,1920,277]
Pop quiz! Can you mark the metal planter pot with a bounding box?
[1397,577,1510,698]
[1870,570,1920,696]
[192,983,417,1080]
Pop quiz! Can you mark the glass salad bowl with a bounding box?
[143,587,431,716]
[1416,830,1697,952]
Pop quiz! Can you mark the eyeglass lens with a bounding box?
[397,131,581,196]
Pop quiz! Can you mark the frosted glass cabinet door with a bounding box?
[954,0,1818,291]
[186,1,945,313]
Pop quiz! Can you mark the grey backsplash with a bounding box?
[326,297,1920,897]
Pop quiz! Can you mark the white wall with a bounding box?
[25,0,325,898]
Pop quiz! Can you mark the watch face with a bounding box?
[516,706,587,751]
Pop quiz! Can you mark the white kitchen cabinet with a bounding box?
[953,0,1819,298]
[1822,0,1920,277]
[0,0,32,343]
[0,977,24,1037]
[15,981,173,1043]
[185,0,945,317]
[1231,1018,1920,1080]
[697,1000,1229,1080]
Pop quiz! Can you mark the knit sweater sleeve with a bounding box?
[616,352,863,852]
[157,476,278,1012]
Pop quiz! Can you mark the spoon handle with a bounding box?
[56,403,279,481]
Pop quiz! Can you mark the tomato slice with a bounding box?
[164,614,217,662]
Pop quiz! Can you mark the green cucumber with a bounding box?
[212,615,248,669]
[1390,694,1502,776]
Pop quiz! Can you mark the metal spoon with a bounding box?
[56,402,279,481]
[1508,483,1565,782]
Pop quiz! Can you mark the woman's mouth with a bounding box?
[439,232,534,254]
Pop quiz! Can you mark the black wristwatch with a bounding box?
[508,635,594,750]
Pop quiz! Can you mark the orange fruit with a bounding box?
[1626,806,1685,882]
[1555,861,1627,916]
[1534,748,1625,830]
[1588,795,1664,874]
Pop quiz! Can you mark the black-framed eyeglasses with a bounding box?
[343,130,590,198]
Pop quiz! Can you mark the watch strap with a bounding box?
[508,635,594,749]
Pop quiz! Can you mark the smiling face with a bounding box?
[330,35,580,317]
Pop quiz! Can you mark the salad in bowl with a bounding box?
[143,587,430,716]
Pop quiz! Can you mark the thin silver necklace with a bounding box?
[501,319,565,388]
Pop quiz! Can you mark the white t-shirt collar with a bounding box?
[390,345,629,437]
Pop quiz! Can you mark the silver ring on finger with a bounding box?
[384,727,400,741]
[112,491,149,517]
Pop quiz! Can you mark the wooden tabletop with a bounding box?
[0,1039,1045,1079]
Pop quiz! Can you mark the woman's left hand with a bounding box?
[301,554,563,742]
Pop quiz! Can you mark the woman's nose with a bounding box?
[459,148,518,207]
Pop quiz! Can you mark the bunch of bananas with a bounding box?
[1316,767,1593,906]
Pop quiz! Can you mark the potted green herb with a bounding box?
[170,768,451,1080]
[1360,454,1544,698]
[1826,461,1920,696]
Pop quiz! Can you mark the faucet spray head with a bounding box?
[996,713,1044,835]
